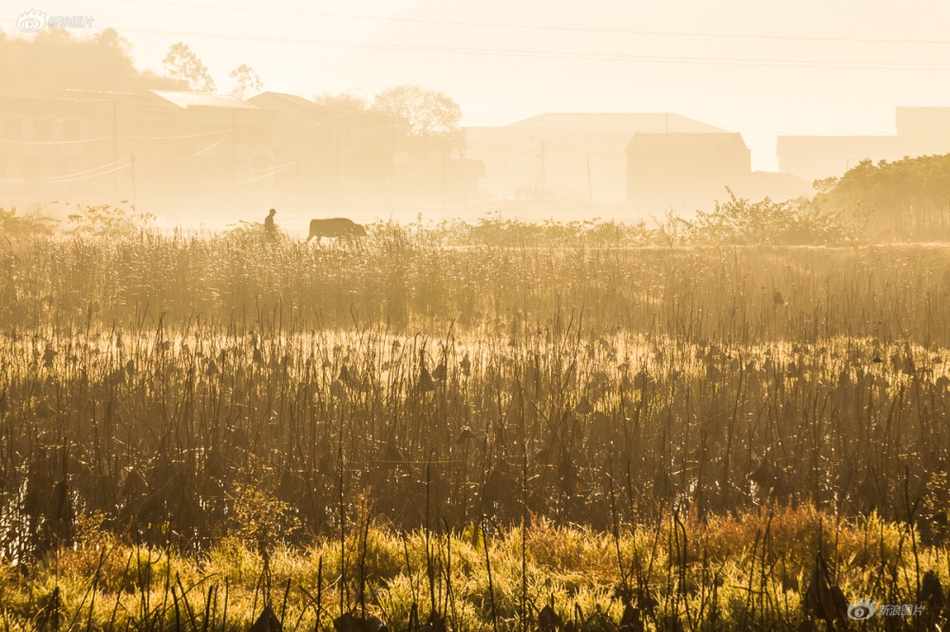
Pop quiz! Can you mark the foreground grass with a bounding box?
[3,506,946,631]
[3,227,950,629]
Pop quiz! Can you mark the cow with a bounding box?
[306,218,368,243]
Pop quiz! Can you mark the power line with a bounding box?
[1,156,131,183]
[136,129,231,163]
[116,0,950,46]
[0,134,114,145]
[7,21,948,71]
[0,126,233,146]
[3,17,950,69]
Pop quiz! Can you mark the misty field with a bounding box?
[2,219,950,630]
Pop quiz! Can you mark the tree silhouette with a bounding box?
[0,27,182,94]
[814,154,950,239]
[162,42,216,92]
[372,84,465,153]
[229,64,262,99]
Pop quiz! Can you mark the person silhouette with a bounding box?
[264,208,276,237]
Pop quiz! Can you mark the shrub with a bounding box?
[66,202,156,237]
[0,206,59,237]
[668,188,859,245]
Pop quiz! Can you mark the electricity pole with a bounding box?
[530,136,554,200]
[113,99,118,202]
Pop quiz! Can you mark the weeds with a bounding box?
[0,219,949,628]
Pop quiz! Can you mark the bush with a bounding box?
[66,202,155,237]
[668,188,859,245]
[0,206,59,237]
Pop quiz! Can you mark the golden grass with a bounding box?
[0,508,944,631]
[2,223,950,628]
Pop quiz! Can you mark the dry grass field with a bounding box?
[1,213,950,630]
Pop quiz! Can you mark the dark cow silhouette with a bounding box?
[306,218,367,243]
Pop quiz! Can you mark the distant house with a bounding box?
[248,91,407,209]
[0,90,179,203]
[0,87,483,215]
[776,136,906,184]
[627,133,748,212]
[0,89,279,214]
[147,90,276,209]
[777,107,950,183]
[627,132,810,212]
[465,112,727,204]
[247,92,482,209]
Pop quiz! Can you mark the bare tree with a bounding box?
[162,42,216,92]
[229,64,263,99]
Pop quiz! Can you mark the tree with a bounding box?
[0,27,182,94]
[229,64,262,99]
[371,84,464,153]
[162,42,215,92]
[813,154,950,239]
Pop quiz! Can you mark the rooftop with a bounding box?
[508,112,727,134]
[151,90,258,110]
[248,91,404,125]
[627,132,748,150]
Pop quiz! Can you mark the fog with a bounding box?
[3,0,950,229]
[6,5,950,624]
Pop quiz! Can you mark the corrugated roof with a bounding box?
[249,91,403,125]
[150,90,258,110]
[250,92,319,110]
[59,89,169,106]
[509,112,726,134]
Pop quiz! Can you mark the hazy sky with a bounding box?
[5,0,950,170]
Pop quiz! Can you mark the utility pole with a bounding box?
[586,155,593,204]
[130,153,137,209]
[540,140,546,200]
[335,126,341,203]
[231,111,236,181]
[231,111,237,214]
[530,136,555,200]
[113,99,118,202]
[390,120,395,208]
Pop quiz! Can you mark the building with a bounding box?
[627,132,810,213]
[464,113,727,204]
[247,91,408,211]
[777,107,950,184]
[145,90,276,213]
[0,89,278,217]
[0,90,172,204]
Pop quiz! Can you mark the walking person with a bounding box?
[264,208,277,238]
